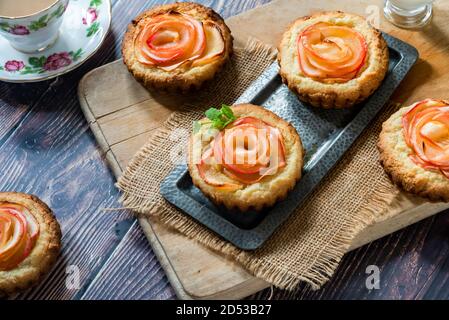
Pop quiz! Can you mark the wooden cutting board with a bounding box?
[78,0,449,299]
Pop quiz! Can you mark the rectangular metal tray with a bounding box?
[160,33,418,250]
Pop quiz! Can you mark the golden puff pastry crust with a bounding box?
[378,101,449,201]
[0,192,61,296]
[188,104,304,211]
[122,2,233,92]
[278,11,389,109]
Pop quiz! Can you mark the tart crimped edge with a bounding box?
[122,2,233,93]
[378,101,449,202]
[0,192,61,297]
[278,11,389,109]
[188,104,304,212]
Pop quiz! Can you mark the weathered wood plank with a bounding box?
[80,221,176,300]
[0,82,49,144]
[97,99,173,145]
[81,63,152,119]
[0,0,176,300]
[110,131,153,168]
[0,87,133,299]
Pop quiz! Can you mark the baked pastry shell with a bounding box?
[188,104,304,212]
[122,2,233,93]
[378,101,449,202]
[278,11,389,109]
[0,192,61,296]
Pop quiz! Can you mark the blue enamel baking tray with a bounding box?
[160,33,418,250]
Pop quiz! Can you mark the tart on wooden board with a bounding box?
[278,11,389,109]
[188,104,304,211]
[379,99,449,201]
[0,192,61,296]
[122,2,233,92]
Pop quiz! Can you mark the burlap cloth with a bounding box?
[117,39,400,290]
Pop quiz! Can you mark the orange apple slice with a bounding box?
[0,204,39,271]
[198,117,286,187]
[402,99,449,176]
[197,146,242,191]
[135,13,225,72]
[297,22,367,82]
[192,22,225,67]
[136,13,205,69]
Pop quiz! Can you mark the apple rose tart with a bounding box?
[379,99,449,201]
[278,11,389,109]
[0,193,61,296]
[188,104,304,211]
[122,2,233,92]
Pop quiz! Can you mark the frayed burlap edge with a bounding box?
[117,40,400,290]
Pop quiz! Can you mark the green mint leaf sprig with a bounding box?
[205,104,236,129]
[193,104,237,133]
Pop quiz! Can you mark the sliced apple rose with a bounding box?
[0,203,39,271]
[197,117,286,189]
[135,13,225,71]
[297,22,367,82]
[402,99,449,178]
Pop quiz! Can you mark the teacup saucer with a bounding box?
[0,0,111,83]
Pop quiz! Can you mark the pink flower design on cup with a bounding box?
[10,25,30,36]
[43,52,72,71]
[4,60,25,72]
[82,8,98,25]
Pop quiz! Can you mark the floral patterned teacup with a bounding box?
[0,0,69,53]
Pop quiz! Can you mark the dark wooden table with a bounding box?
[2,0,449,300]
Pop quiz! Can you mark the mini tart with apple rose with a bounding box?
[278,11,389,109]
[0,192,61,296]
[122,2,233,92]
[188,104,304,211]
[378,99,449,201]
